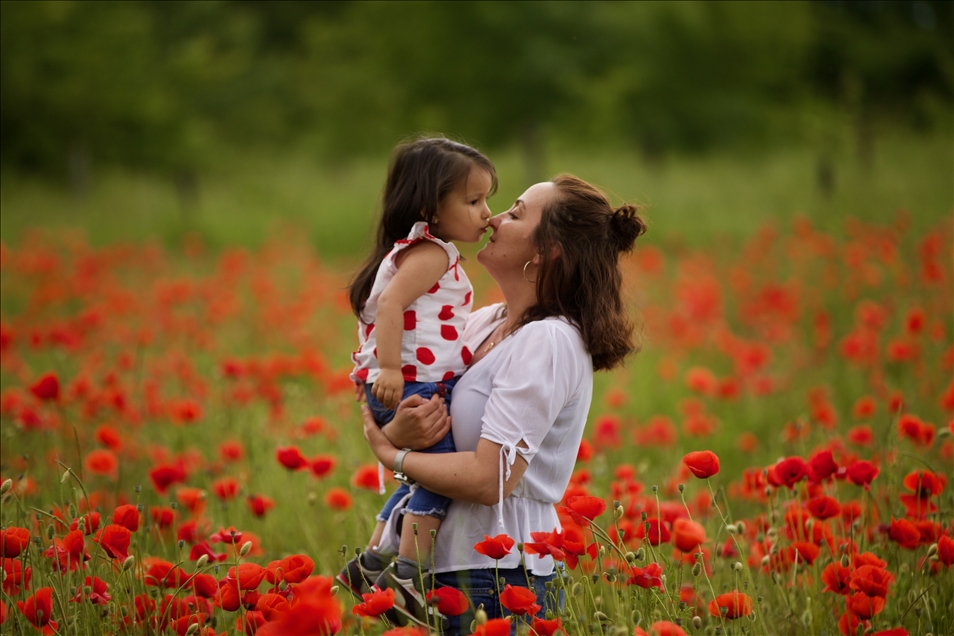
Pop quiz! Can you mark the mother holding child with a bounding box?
[340,136,646,634]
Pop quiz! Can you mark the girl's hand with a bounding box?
[380,393,451,450]
[372,369,404,410]
[354,381,365,403]
[362,405,399,469]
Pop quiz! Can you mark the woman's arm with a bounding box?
[364,406,528,506]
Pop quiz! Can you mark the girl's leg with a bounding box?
[399,513,441,566]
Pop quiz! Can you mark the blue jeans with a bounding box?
[434,566,562,635]
[366,378,457,522]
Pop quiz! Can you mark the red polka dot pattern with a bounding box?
[461,347,472,365]
[403,311,416,331]
[417,347,436,365]
[442,371,456,381]
[441,325,458,341]
[428,282,440,294]
[439,305,454,320]
[402,365,417,381]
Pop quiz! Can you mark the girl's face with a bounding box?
[477,181,556,276]
[433,166,493,243]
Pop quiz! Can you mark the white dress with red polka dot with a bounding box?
[351,222,473,385]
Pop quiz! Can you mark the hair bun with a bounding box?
[610,204,647,252]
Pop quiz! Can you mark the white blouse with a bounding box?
[430,304,594,576]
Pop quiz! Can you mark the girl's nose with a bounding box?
[488,214,502,228]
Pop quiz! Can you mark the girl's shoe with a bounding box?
[336,555,382,601]
[373,563,447,629]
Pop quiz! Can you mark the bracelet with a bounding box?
[393,448,415,485]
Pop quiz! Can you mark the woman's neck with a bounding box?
[498,281,538,333]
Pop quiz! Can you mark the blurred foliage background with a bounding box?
[1,0,952,259]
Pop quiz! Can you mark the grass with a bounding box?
[1,130,950,265]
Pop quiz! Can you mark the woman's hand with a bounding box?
[362,405,399,469]
[379,393,451,450]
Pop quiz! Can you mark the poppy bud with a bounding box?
[122,555,136,571]
[651,485,658,493]
[594,596,603,608]
[196,554,209,569]
[927,543,938,557]
[632,610,642,625]
[0,479,11,494]
[240,540,252,556]
[692,562,702,577]
[760,556,770,567]
[475,606,487,624]
[185,622,200,636]
[800,609,812,627]
[308,492,317,505]
[764,486,773,497]
[678,483,685,493]
[635,548,645,561]
[598,545,606,557]
[330,585,339,595]
[625,551,636,563]
[178,539,185,550]
[46,524,55,540]
[726,524,737,535]
[412,522,419,534]
[692,616,703,629]
[593,611,608,622]
[517,542,524,552]
[736,521,746,534]
[732,561,743,571]
[571,582,583,596]
[615,505,624,519]
[61,469,72,483]
[135,485,141,493]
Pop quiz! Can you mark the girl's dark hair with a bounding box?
[519,174,647,371]
[349,136,497,317]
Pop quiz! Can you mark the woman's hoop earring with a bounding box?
[523,260,537,284]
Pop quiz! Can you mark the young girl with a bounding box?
[338,137,496,624]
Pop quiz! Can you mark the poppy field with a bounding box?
[0,201,952,636]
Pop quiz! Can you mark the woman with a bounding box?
[361,174,646,633]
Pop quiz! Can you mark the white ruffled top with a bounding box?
[431,304,594,576]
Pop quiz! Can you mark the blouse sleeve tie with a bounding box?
[497,442,518,528]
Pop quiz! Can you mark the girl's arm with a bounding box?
[363,405,528,506]
[372,241,448,409]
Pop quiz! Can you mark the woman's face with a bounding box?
[477,181,556,275]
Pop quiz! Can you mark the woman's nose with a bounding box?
[488,215,502,228]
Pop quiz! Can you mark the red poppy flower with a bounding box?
[3,557,31,595]
[530,616,565,635]
[254,593,291,620]
[73,575,111,605]
[151,506,176,529]
[634,519,671,546]
[94,524,131,560]
[901,470,946,497]
[847,591,885,619]
[648,621,689,636]
[324,488,352,511]
[112,504,140,532]
[255,576,342,636]
[707,590,753,619]
[69,511,100,536]
[219,440,244,462]
[888,518,921,549]
[84,449,118,480]
[563,495,607,523]
[627,562,664,591]
[212,477,240,501]
[838,610,860,636]
[29,372,60,401]
[849,564,894,598]
[210,526,243,545]
[1,527,29,558]
[149,463,187,494]
[846,460,879,489]
[176,487,207,516]
[806,496,841,520]
[265,554,315,585]
[820,562,852,595]
[190,573,219,599]
[189,541,227,563]
[472,618,513,636]
[17,586,57,634]
[938,534,954,566]
[807,449,839,482]
[426,586,469,616]
[671,518,706,553]
[847,425,873,446]
[499,584,540,616]
[247,494,275,518]
[474,533,515,559]
[351,464,382,491]
[352,587,395,617]
[771,456,807,488]
[682,450,720,478]
[577,438,594,462]
[276,446,309,471]
[310,455,337,478]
